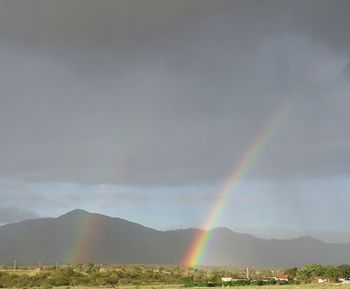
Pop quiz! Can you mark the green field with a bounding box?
[2,285,350,289]
[0,269,37,275]
[1,264,349,288]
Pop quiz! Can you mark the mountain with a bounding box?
[0,209,350,267]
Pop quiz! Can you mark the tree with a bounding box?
[324,266,340,282]
[283,267,298,279]
[296,264,326,283]
[337,265,350,279]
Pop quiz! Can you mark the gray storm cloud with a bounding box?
[0,206,40,224]
[0,0,349,186]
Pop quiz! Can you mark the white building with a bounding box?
[221,277,233,282]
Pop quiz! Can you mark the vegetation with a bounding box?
[0,263,350,288]
[0,264,187,288]
[183,279,296,287]
[294,264,350,283]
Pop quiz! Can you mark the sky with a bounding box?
[0,0,350,242]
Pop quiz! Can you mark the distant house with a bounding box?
[222,277,233,282]
[99,267,109,273]
[274,275,289,281]
[318,278,327,284]
[162,270,171,275]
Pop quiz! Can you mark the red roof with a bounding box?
[275,275,289,280]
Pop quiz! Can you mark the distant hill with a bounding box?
[0,209,349,267]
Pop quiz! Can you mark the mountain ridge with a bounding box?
[0,210,344,243]
[0,209,349,267]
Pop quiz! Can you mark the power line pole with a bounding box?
[13,260,16,271]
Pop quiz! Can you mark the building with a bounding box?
[222,277,233,282]
[274,275,289,281]
[318,278,327,284]
[99,267,109,273]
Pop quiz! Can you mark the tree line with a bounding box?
[287,264,350,283]
[0,263,349,288]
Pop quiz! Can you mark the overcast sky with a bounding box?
[1,0,350,242]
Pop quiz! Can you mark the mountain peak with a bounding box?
[57,209,89,219]
[0,209,347,266]
[211,227,233,233]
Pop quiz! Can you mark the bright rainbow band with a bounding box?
[183,100,292,267]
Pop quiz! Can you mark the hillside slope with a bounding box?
[0,209,349,267]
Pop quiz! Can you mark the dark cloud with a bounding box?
[0,0,349,186]
[0,206,40,224]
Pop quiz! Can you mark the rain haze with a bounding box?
[1,0,350,243]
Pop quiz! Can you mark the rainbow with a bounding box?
[183,100,293,267]
[64,211,99,263]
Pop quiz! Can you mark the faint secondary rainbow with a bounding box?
[183,100,293,267]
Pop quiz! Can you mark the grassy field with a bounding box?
[1,281,349,289]
[0,269,37,275]
[2,285,350,289]
[123,286,343,289]
[219,286,350,289]
[138,286,348,289]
